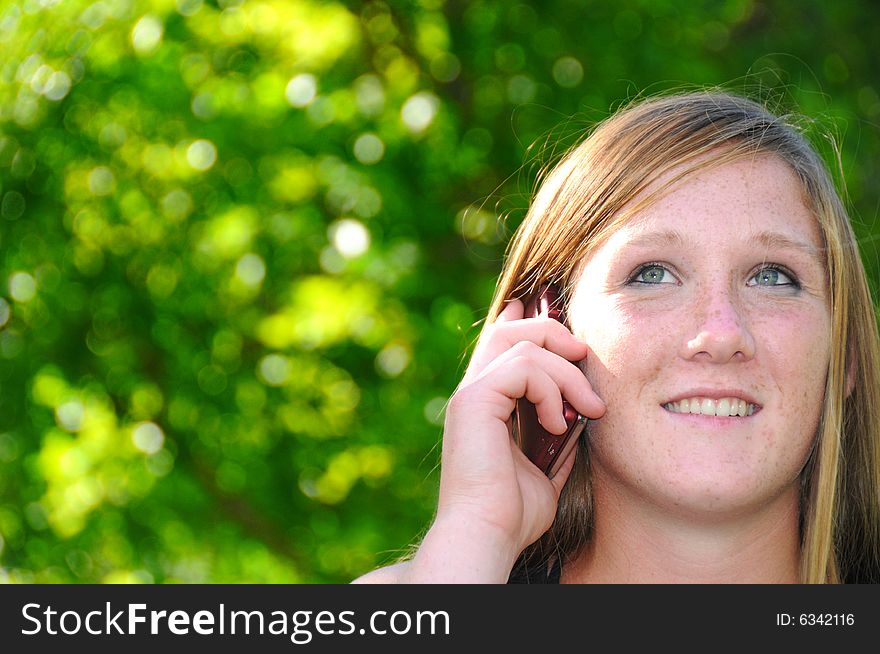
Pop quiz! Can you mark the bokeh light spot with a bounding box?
[552,56,584,87]
[0,4,21,43]
[285,74,317,108]
[319,246,346,274]
[146,263,180,299]
[401,91,439,133]
[146,450,174,477]
[2,191,26,220]
[176,0,204,17]
[235,253,266,287]
[55,400,85,432]
[161,189,193,222]
[197,365,227,395]
[306,96,334,125]
[329,219,369,258]
[88,166,115,196]
[0,298,10,328]
[507,74,536,104]
[219,7,246,38]
[191,92,216,120]
[98,123,127,150]
[430,52,461,82]
[354,74,384,116]
[456,205,501,244]
[130,383,165,420]
[1,330,24,358]
[258,354,290,387]
[353,133,385,165]
[132,422,165,454]
[186,139,217,171]
[131,15,164,55]
[353,186,382,219]
[9,272,36,302]
[376,343,410,377]
[423,396,447,425]
[44,71,72,101]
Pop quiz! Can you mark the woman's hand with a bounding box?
[404,298,606,582]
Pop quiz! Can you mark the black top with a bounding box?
[507,558,562,584]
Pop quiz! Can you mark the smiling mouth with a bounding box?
[662,397,760,417]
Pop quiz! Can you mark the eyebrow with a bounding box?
[625,230,685,249]
[748,230,824,266]
[625,229,824,266]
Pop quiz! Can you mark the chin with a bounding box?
[592,439,797,520]
[650,475,772,518]
[663,470,803,523]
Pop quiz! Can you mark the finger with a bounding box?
[494,299,523,323]
[548,439,578,491]
[467,318,589,382]
[463,301,527,384]
[470,360,569,434]
[477,341,606,420]
[498,317,589,360]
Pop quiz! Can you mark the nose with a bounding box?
[681,288,756,362]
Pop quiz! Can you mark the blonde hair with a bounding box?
[488,91,880,583]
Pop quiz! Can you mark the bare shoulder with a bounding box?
[350,561,412,584]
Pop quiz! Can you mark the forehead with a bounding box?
[599,155,824,254]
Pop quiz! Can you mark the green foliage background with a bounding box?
[1,0,878,583]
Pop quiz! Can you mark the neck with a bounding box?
[562,467,802,584]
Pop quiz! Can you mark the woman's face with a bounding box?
[568,155,831,519]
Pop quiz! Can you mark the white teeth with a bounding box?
[700,398,714,416]
[663,396,757,417]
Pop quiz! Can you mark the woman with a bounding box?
[354,91,880,583]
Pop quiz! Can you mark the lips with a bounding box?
[661,390,762,418]
[663,397,756,417]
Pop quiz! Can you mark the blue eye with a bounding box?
[749,266,798,288]
[630,264,674,285]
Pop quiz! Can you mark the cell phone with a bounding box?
[512,283,588,478]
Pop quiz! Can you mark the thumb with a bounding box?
[548,439,581,495]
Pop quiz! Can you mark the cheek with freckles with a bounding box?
[576,296,676,400]
[758,321,829,483]
[577,297,676,483]
[744,299,831,467]
[759,314,830,415]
